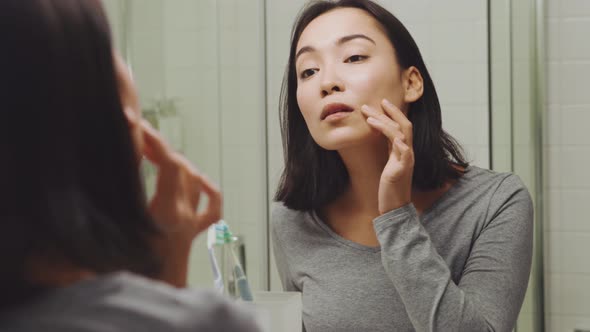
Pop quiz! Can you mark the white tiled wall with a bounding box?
[216,0,267,291]
[160,0,267,290]
[266,0,489,290]
[101,0,125,52]
[544,0,590,331]
[394,1,490,168]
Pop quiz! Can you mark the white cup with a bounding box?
[242,291,302,332]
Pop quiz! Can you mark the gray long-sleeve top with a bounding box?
[272,166,533,332]
[0,272,260,332]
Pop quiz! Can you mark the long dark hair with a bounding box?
[0,0,160,309]
[275,0,468,211]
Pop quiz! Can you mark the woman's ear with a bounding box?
[402,66,424,103]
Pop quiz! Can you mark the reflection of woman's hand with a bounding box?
[139,120,222,287]
[361,99,414,214]
[141,120,222,241]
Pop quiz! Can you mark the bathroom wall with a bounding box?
[544,0,590,330]
[156,0,268,291]
[266,0,489,290]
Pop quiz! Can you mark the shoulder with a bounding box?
[465,166,533,226]
[469,166,531,205]
[460,166,530,199]
[270,201,308,234]
[490,172,533,221]
[492,171,530,199]
[462,165,514,188]
[1,273,261,332]
[120,273,260,331]
[270,201,326,254]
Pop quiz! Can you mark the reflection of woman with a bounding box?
[0,1,258,331]
[272,1,533,331]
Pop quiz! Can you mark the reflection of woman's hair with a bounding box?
[0,0,160,310]
[275,0,469,211]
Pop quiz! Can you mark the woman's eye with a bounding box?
[300,68,317,79]
[345,55,368,63]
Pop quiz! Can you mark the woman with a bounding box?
[0,1,259,331]
[272,0,533,331]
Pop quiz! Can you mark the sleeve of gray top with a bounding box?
[372,174,533,332]
[271,222,300,292]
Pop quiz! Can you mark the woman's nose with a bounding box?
[320,68,344,98]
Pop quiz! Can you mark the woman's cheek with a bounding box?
[296,89,319,130]
[352,72,404,109]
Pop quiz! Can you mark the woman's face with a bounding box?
[295,8,409,151]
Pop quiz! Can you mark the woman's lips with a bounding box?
[321,103,354,120]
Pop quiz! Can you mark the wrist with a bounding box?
[151,234,193,287]
[378,182,412,215]
[379,199,411,215]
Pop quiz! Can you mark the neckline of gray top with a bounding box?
[308,165,477,253]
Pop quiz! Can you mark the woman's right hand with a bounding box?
[361,99,414,214]
[141,120,222,242]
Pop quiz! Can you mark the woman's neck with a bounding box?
[26,256,95,288]
[336,139,389,215]
[331,139,458,217]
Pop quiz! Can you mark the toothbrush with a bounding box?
[215,220,253,301]
[207,225,224,294]
[233,264,253,301]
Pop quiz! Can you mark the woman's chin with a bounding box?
[314,129,382,151]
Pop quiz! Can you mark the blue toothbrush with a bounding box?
[208,220,253,301]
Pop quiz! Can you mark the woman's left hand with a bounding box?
[361,99,415,214]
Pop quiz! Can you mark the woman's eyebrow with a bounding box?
[337,34,376,46]
[296,46,315,61]
[296,34,376,62]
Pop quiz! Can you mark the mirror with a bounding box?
[102,0,587,331]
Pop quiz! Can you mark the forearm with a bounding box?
[373,204,529,332]
[374,205,477,330]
